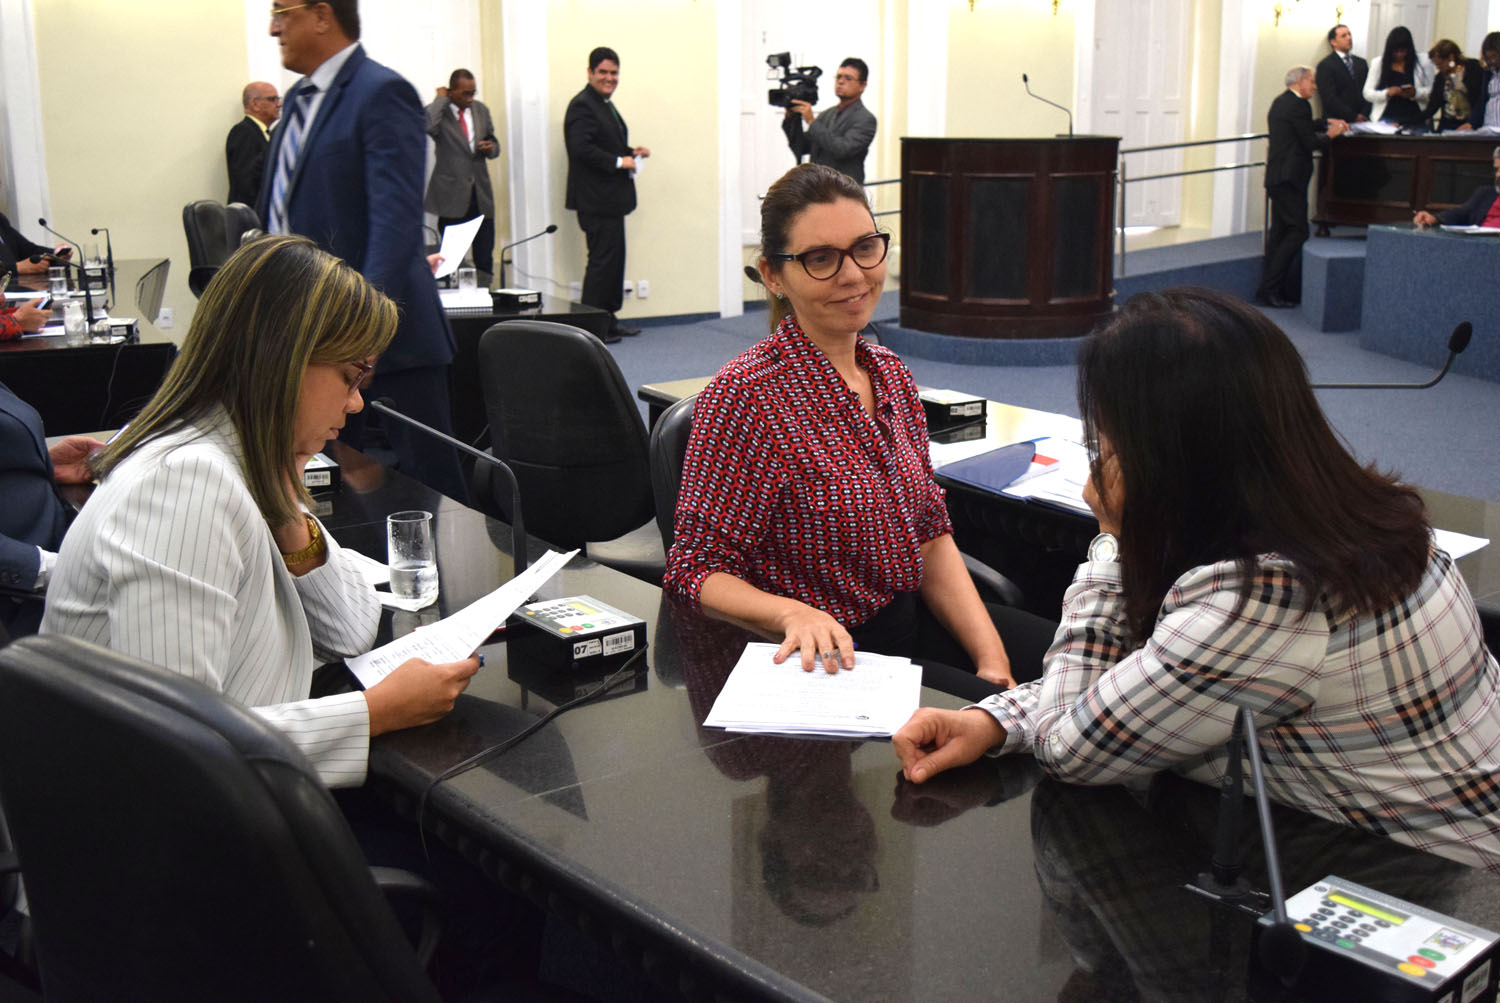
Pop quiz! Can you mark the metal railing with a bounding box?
[1117,132,1267,276]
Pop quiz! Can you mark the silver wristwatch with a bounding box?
[1087,532,1118,563]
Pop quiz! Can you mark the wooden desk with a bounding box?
[325,447,1500,1002]
[1315,133,1496,228]
[1,259,177,434]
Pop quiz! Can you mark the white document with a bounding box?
[1439,225,1500,235]
[438,287,492,310]
[346,548,577,689]
[1349,121,1401,135]
[432,216,484,279]
[702,642,923,738]
[1434,528,1489,561]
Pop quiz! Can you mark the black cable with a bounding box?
[415,646,648,858]
[96,337,131,430]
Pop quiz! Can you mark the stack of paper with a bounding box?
[702,642,922,738]
[997,436,1093,516]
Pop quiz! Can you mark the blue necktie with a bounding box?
[268,84,318,235]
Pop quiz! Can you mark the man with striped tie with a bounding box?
[260,0,466,502]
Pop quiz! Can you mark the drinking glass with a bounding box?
[386,510,438,605]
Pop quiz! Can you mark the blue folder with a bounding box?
[935,441,1037,494]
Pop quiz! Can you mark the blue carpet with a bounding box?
[615,255,1500,503]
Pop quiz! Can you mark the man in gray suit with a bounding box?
[782,57,877,184]
[425,69,500,275]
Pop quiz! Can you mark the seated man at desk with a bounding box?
[0,213,62,279]
[0,380,102,635]
[1414,145,1500,225]
[893,288,1500,874]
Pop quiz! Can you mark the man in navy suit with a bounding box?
[1315,25,1372,123]
[1414,149,1500,226]
[261,0,465,501]
[565,46,650,343]
[0,381,102,635]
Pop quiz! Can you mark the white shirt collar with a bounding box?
[305,41,359,95]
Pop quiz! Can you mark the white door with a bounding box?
[740,2,881,245]
[1368,1,1436,59]
[1090,0,1190,228]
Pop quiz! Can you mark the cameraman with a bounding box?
[782,58,877,184]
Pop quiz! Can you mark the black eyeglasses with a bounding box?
[767,232,889,280]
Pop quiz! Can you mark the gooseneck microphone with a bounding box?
[367,398,529,574]
[37,217,82,259]
[1021,73,1074,137]
[497,223,558,289]
[1311,321,1472,389]
[91,226,114,274]
[29,252,97,325]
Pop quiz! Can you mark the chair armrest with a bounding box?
[369,866,443,969]
[961,552,1024,608]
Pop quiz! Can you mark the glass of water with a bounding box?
[49,267,68,295]
[456,266,477,292]
[387,510,438,606]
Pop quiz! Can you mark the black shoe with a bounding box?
[614,325,641,337]
[599,328,622,344]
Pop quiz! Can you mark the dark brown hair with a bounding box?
[320,0,360,40]
[1077,288,1430,641]
[758,163,872,332]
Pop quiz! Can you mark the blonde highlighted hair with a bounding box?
[94,235,397,526]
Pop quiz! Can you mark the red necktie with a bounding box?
[459,109,470,144]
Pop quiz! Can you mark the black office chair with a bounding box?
[0,635,442,1003]
[646,392,1023,606]
[132,257,169,324]
[182,200,260,297]
[474,320,663,584]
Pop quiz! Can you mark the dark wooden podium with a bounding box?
[900,136,1118,339]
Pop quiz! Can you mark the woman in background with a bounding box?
[894,287,1500,872]
[1365,25,1435,125]
[663,163,1056,698]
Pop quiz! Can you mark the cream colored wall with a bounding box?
[544,2,720,321]
[34,0,250,333]
[944,2,1078,138]
[1179,0,1224,230]
[1432,1,1472,51]
[478,5,511,251]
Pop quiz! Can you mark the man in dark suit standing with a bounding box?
[425,69,500,276]
[565,46,650,344]
[226,81,280,206]
[261,0,465,501]
[1414,148,1500,226]
[782,58,878,183]
[1258,66,1348,309]
[1315,24,1371,123]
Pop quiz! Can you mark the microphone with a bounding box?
[91,226,114,275]
[1021,73,1074,137]
[1311,321,1472,389]
[29,252,98,324]
[497,224,558,289]
[367,398,529,574]
[37,217,82,260]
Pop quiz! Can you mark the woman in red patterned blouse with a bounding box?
[663,164,1047,694]
[0,297,48,341]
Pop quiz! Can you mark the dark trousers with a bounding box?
[1259,181,1309,301]
[438,187,494,275]
[339,365,469,504]
[849,592,1059,703]
[577,211,625,315]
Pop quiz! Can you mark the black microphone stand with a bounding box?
[367,399,529,573]
[498,224,557,289]
[1311,321,1472,390]
[91,226,116,302]
[1021,73,1074,137]
[31,254,96,338]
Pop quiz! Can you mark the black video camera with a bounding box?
[766,52,822,109]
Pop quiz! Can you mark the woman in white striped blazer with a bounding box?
[42,236,478,788]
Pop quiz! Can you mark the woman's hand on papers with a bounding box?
[773,601,855,674]
[364,655,481,736]
[892,707,1006,784]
